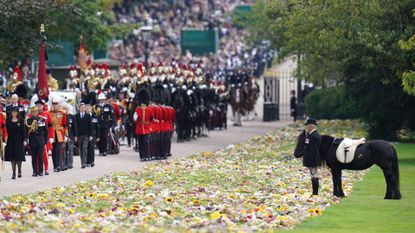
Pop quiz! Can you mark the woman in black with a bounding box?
[4,106,26,179]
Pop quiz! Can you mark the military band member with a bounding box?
[86,104,99,167]
[93,93,114,156]
[4,106,26,179]
[50,97,68,172]
[25,106,48,177]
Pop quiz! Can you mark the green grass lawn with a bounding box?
[289,143,415,233]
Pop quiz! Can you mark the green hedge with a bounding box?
[304,86,359,119]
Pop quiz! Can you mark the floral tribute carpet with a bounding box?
[0,120,367,232]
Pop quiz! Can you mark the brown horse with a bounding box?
[229,84,248,126]
[245,79,260,120]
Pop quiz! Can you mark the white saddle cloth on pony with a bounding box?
[336,138,366,163]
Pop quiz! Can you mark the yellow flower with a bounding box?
[144,180,154,188]
[68,209,75,214]
[98,193,108,199]
[202,151,214,157]
[277,204,288,212]
[192,199,201,206]
[165,197,174,203]
[210,211,222,220]
[88,192,97,198]
[314,207,322,215]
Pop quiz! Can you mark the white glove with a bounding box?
[23,141,28,147]
[89,136,93,141]
[64,137,68,143]
[49,138,54,144]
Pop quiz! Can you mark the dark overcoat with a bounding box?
[303,130,322,167]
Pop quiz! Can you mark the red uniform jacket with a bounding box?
[111,101,121,125]
[168,106,176,132]
[160,106,169,132]
[153,105,163,133]
[134,105,153,135]
[147,105,157,134]
[0,111,7,140]
[50,110,67,143]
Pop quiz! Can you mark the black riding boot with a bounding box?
[311,178,319,195]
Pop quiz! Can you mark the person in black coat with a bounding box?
[86,104,99,167]
[6,94,25,120]
[25,106,48,176]
[5,106,26,179]
[303,118,322,195]
[75,103,92,168]
[63,104,77,170]
[290,90,297,122]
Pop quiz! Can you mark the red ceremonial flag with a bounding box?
[78,35,92,71]
[37,40,49,100]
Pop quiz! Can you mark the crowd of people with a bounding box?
[109,0,274,78]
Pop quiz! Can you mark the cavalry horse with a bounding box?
[229,83,249,126]
[294,131,401,199]
[245,78,260,121]
[171,88,189,142]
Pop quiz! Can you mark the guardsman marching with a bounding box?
[50,97,68,172]
[166,105,175,157]
[25,106,48,177]
[86,104,99,166]
[134,102,153,161]
[93,93,114,156]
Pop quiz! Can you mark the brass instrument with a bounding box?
[48,75,59,91]
[92,105,101,117]
[25,117,38,134]
[7,80,23,92]
[87,77,99,90]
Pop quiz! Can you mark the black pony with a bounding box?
[294,131,401,199]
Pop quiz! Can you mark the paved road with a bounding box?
[0,120,290,196]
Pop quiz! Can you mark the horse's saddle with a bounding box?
[336,138,366,163]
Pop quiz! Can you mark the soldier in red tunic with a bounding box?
[133,103,153,161]
[49,97,68,172]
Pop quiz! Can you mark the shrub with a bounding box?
[304,86,359,120]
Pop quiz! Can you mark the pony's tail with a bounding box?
[391,145,401,199]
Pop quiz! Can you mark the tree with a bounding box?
[0,0,137,67]
[245,0,415,139]
[399,9,415,96]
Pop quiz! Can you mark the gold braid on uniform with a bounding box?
[25,118,38,134]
